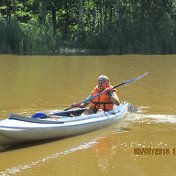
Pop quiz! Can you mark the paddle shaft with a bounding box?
[64,72,148,111]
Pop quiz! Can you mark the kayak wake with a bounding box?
[125,111,176,124]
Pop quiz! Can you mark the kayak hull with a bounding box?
[0,103,128,147]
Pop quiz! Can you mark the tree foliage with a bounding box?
[0,0,176,54]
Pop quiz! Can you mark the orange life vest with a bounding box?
[89,85,116,111]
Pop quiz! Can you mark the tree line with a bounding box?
[0,0,176,55]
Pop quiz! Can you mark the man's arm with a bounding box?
[110,91,120,106]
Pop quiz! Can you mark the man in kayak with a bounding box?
[72,75,120,115]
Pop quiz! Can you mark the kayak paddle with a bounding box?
[64,72,149,111]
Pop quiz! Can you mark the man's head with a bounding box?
[98,75,110,90]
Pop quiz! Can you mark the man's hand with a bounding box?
[71,102,85,108]
[105,88,112,96]
[71,102,79,108]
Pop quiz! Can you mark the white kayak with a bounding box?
[0,102,128,147]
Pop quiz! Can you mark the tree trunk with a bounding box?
[52,2,56,35]
[41,1,47,24]
[100,0,103,34]
[78,0,84,33]
[115,0,120,26]
[6,0,11,21]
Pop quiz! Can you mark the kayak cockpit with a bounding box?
[51,108,85,117]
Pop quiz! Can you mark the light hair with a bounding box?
[98,75,110,84]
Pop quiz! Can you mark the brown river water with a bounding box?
[0,55,175,176]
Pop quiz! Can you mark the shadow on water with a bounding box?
[119,127,131,132]
[0,137,67,153]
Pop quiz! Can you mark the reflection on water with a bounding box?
[92,135,118,173]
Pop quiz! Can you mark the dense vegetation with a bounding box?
[0,0,176,54]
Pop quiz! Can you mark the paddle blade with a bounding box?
[123,72,149,85]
